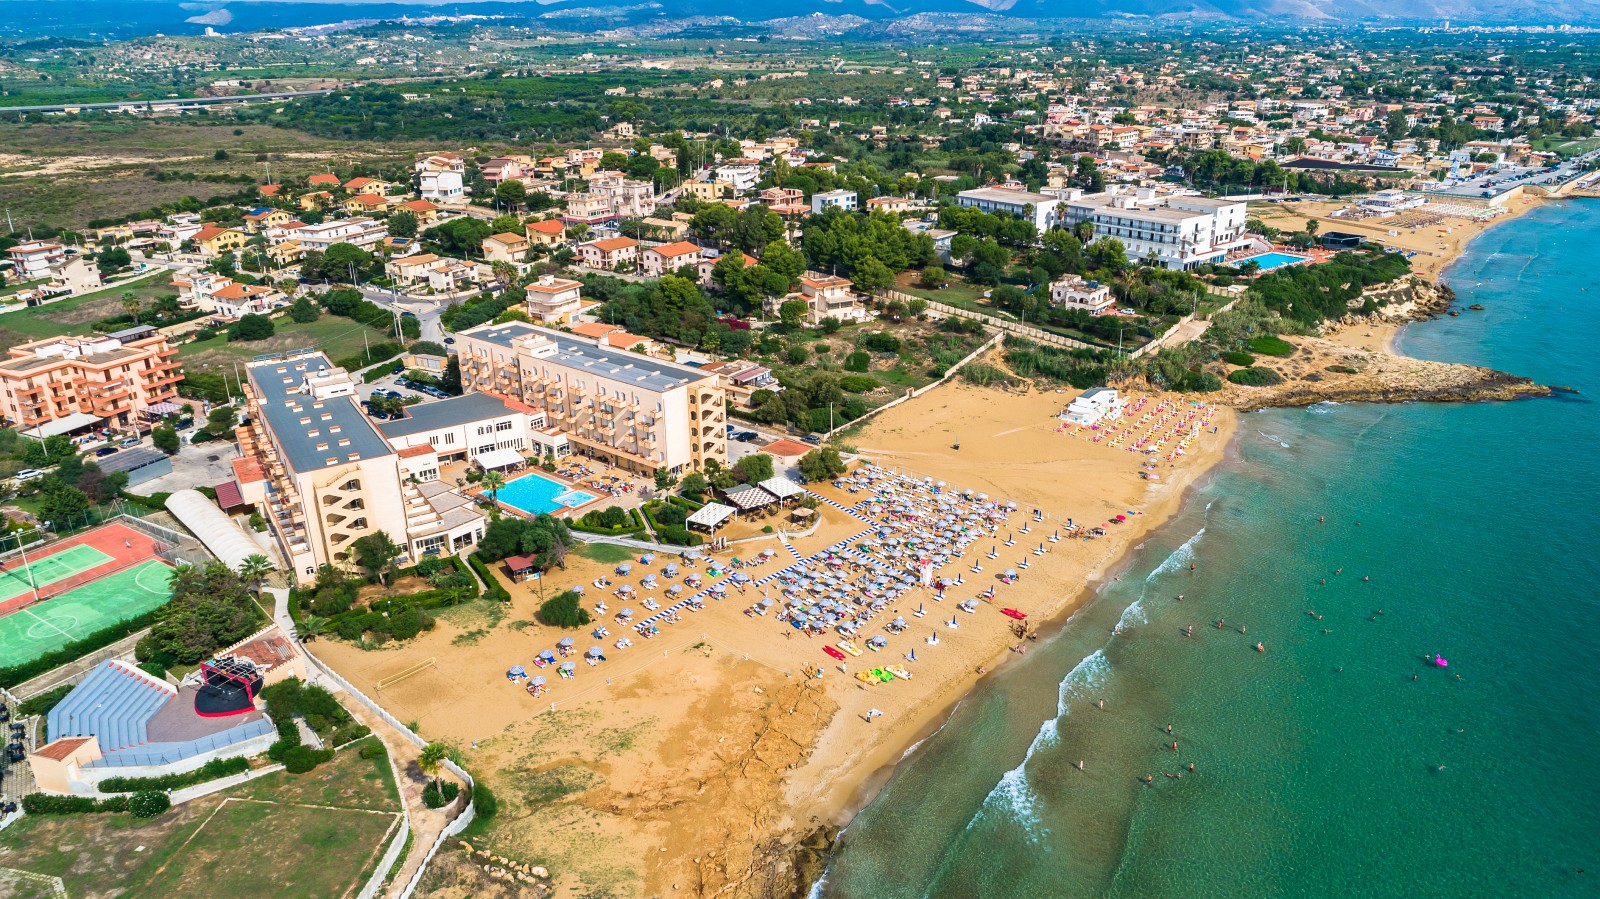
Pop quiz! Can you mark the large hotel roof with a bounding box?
[462,322,714,393]
[247,351,392,474]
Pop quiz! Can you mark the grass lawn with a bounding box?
[178,315,391,370]
[892,271,997,311]
[573,542,639,566]
[0,738,402,898]
[0,270,174,345]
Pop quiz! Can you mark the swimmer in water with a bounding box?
[1363,575,1371,582]
[1318,515,1325,523]
[1176,594,1184,601]
[1240,626,1247,634]
[1217,618,1225,629]
[1335,567,1343,575]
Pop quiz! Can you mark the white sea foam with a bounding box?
[964,650,1110,843]
[1257,430,1291,447]
[1307,401,1342,415]
[1115,599,1147,632]
[1146,527,1206,581]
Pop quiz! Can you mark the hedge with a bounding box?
[468,552,511,603]
[23,793,130,815]
[99,756,249,794]
[568,507,646,537]
[128,791,171,818]
[119,490,173,512]
[17,684,73,718]
[1220,350,1256,367]
[653,524,703,547]
[283,745,336,774]
[320,581,479,636]
[1,609,163,689]
[362,365,391,384]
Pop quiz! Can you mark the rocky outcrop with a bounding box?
[1219,334,1549,412]
[1319,276,1454,337]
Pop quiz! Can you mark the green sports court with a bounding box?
[0,544,114,605]
[0,560,173,666]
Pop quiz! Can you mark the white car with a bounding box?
[14,469,44,481]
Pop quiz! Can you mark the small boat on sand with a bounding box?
[1001,608,1028,620]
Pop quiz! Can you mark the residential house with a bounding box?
[524,219,566,248]
[344,176,395,196]
[579,236,640,271]
[398,199,440,225]
[640,241,704,279]
[482,232,530,265]
[768,274,870,325]
[293,217,388,253]
[242,207,295,233]
[866,196,916,215]
[0,329,182,434]
[415,153,466,202]
[192,226,249,257]
[1047,275,1115,315]
[343,193,391,215]
[811,189,858,214]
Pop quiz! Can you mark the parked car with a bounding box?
[443,337,456,345]
[734,430,758,441]
[14,469,44,482]
[119,437,140,448]
[94,446,118,458]
[802,434,823,445]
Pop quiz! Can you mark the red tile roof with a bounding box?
[763,439,813,458]
[232,457,267,484]
[33,736,94,761]
[396,444,437,459]
[213,480,244,509]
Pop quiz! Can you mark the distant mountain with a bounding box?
[8,0,1599,42]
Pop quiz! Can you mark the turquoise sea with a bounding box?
[817,200,1600,897]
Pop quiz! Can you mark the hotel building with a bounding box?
[0,327,183,436]
[235,352,486,583]
[1058,189,1249,271]
[453,322,727,477]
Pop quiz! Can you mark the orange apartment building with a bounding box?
[0,326,183,436]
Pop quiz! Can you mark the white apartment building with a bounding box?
[955,185,1064,233]
[236,352,487,583]
[416,153,466,202]
[714,163,760,193]
[811,189,858,214]
[7,241,67,279]
[766,274,871,325]
[1059,189,1249,271]
[453,322,728,477]
[376,392,544,467]
[559,172,656,225]
[294,217,389,253]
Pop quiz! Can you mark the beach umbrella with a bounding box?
[508,665,527,677]
[893,616,907,628]
[619,607,634,618]
[641,553,656,564]
[760,597,775,608]
[560,661,576,672]
[531,675,547,686]
[538,650,556,662]
[686,549,704,560]
[587,646,603,658]
[558,637,574,647]
[1004,569,1017,578]
[616,563,633,574]
[667,584,683,595]
[572,584,586,594]
[618,583,635,593]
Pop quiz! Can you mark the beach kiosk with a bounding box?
[1060,388,1126,427]
[687,502,736,535]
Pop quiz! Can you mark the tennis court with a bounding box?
[0,544,114,605]
[0,560,173,666]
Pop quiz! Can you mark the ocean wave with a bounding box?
[1115,599,1147,632]
[1146,527,1205,581]
[1257,430,1290,448]
[963,650,1110,843]
[1306,401,1342,415]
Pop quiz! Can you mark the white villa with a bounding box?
[1060,387,1126,427]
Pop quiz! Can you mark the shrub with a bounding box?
[283,744,335,774]
[1228,367,1285,386]
[538,590,592,628]
[422,780,461,808]
[1246,335,1295,357]
[861,332,901,353]
[100,756,250,793]
[843,351,871,372]
[227,313,275,342]
[128,791,171,819]
[472,781,498,820]
[654,524,703,546]
[838,375,878,393]
[17,684,73,718]
[652,503,687,527]
[1220,350,1256,366]
[1326,364,1359,374]
[22,793,128,814]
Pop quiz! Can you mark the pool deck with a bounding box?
[470,468,608,521]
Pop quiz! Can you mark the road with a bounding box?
[0,89,333,114]
[352,285,448,344]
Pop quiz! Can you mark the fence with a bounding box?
[875,289,1105,352]
[299,644,477,899]
[823,330,1004,440]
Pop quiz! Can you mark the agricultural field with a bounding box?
[0,270,175,347]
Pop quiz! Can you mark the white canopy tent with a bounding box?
[757,475,805,503]
[686,502,735,533]
[474,447,525,471]
[723,487,772,513]
[21,411,101,440]
[165,489,277,573]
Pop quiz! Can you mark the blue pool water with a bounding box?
[496,471,596,515]
[1239,251,1310,270]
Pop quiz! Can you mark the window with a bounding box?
[495,420,512,432]
[478,444,496,455]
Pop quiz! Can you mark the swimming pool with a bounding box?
[496,471,597,516]
[1238,251,1310,271]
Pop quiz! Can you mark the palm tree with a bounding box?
[418,742,449,796]
[166,562,198,593]
[121,291,140,320]
[479,469,506,503]
[298,615,327,643]
[238,554,272,595]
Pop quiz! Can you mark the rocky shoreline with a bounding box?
[1223,276,1548,412]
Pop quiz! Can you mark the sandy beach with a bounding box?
[315,383,1236,898]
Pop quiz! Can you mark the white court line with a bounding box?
[19,606,77,644]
